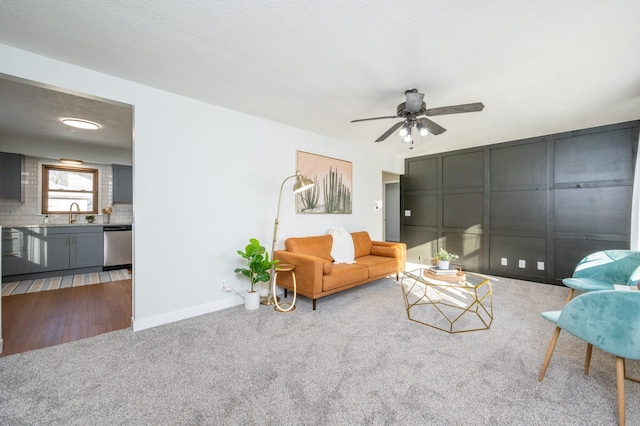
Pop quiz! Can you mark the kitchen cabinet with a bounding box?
[112,164,132,203]
[31,226,104,273]
[2,226,104,279]
[1,227,31,276]
[0,152,23,201]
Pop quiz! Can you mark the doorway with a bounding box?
[0,73,134,355]
[383,172,401,242]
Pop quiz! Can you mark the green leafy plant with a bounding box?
[434,248,459,261]
[234,238,279,292]
[85,215,95,223]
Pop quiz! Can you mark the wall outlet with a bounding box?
[404,210,411,217]
[518,259,526,268]
[537,261,545,271]
[500,257,508,266]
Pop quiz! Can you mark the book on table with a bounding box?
[428,267,457,275]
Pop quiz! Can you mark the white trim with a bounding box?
[131,296,244,331]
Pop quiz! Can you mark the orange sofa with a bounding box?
[273,231,406,310]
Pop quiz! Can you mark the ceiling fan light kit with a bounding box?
[351,88,484,148]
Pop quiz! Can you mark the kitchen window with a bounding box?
[42,165,98,214]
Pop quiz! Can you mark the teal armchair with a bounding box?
[562,250,640,302]
[538,290,640,426]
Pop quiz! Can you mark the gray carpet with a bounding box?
[1,275,638,425]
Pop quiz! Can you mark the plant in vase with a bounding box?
[434,248,458,270]
[102,206,112,224]
[234,238,278,310]
[85,215,95,224]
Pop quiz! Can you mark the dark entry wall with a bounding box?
[401,120,639,284]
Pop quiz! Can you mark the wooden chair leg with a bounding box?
[584,343,593,375]
[565,288,575,303]
[539,326,562,382]
[616,356,626,426]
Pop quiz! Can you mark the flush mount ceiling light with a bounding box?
[61,118,101,130]
[60,158,84,165]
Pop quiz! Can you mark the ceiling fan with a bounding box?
[350,89,484,146]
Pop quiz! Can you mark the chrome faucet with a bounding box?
[69,202,80,224]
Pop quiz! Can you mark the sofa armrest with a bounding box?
[273,250,325,296]
[371,241,407,273]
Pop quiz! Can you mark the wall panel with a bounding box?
[402,120,639,284]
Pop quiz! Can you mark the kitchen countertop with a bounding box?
[9,223,132,228]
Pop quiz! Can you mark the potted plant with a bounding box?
[434,248,458,270]
[85,215,95,224]
[234,238,278,310]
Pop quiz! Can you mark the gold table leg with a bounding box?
[272,267,297,313]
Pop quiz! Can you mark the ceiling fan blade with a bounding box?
[405,91,425,113]
[424,102,485,116]
[350,115,398,123]
[417,117,446,135]
[375,121,404,142]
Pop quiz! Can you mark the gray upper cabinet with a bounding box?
[112,164,133,204]
[0,152,23,201]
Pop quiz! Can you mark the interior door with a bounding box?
[385,182,400,242]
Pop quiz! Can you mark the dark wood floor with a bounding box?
[1,279,132,357]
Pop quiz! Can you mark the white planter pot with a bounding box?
[438,260,450,270]
[245,290,260,310]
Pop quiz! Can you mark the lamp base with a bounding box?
[260,295,280,305]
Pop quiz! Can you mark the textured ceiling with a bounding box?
[0,0,639,158]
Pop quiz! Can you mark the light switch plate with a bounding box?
[404,210,411,217]
[518,259,526,268]
[501,258,508,266]
[537,261,545,270]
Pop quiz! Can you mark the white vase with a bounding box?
[245,290,260,310]
[438,260,450,270]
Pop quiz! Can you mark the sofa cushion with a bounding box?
[323,262,333,275]
[323,264,368,291]
[356,255,398,278]
[371,245,398,258]
[285,235,334,262]
[352,231,373,258]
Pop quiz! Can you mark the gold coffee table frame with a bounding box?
[400,269,493,333]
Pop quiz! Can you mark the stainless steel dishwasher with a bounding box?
[103,225,132,270]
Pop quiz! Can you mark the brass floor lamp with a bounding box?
[261,170,315,307]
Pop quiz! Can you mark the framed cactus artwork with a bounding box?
[296,151,352,214]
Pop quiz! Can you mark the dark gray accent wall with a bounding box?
[401,120,639,284]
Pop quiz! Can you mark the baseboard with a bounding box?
[131,295,244,331]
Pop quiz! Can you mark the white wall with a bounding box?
[0,44,404,330]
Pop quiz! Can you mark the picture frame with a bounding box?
[296,151,352,214]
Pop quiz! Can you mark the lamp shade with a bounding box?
[293,174,315,193]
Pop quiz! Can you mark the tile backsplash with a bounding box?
[0,156,133,227]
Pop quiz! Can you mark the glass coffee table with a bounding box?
[400,268,493,333]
